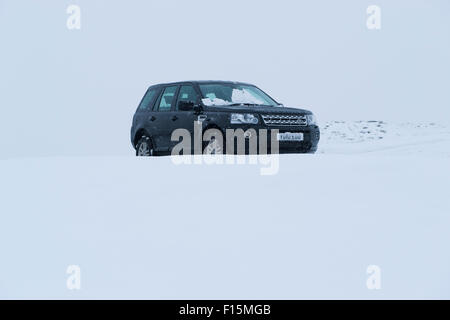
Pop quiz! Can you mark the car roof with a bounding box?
[150,80,255,87]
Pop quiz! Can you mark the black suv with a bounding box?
[131,81,320,156]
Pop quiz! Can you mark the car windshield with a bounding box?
[199,83,278,107]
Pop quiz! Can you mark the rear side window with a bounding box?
[157,86,178,111]
[176,85,199,110]
[137,87,159,110]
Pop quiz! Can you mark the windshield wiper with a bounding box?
[228,103,271,107]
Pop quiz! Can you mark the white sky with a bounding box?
[1,0,449,157]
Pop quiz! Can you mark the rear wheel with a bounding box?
[136,136,154,156]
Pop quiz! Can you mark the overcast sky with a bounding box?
[1,0,449,158]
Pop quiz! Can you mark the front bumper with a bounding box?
[225,124,320,154]
[272,125,320,154]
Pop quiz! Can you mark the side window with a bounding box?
[137,87,159,110]
[176,85,199,110]
[157,86,178,111]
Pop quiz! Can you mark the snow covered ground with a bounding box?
[319,120,450,157]
[1,121,449,299]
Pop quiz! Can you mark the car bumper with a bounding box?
[273,125,320,154]
[225,125,320,154]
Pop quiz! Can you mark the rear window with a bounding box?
[137,87,159,110]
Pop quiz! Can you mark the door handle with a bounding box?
[149,116,156,121]
[171,115,178,121]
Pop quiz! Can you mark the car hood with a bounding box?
[203,105,312,114]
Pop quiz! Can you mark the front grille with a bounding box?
[261,114,307,126]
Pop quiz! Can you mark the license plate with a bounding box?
[277,132,304,141]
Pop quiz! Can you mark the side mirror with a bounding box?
[193,104,203,114]
[178,101,195,111]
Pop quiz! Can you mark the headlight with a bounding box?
[230,113,259,124]
[306,114,317,126]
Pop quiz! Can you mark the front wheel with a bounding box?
[136,136,154,156]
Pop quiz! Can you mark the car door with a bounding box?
[151,85,179,152]
[169,84,201,152]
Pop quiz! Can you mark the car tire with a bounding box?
[136,136,154,156]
